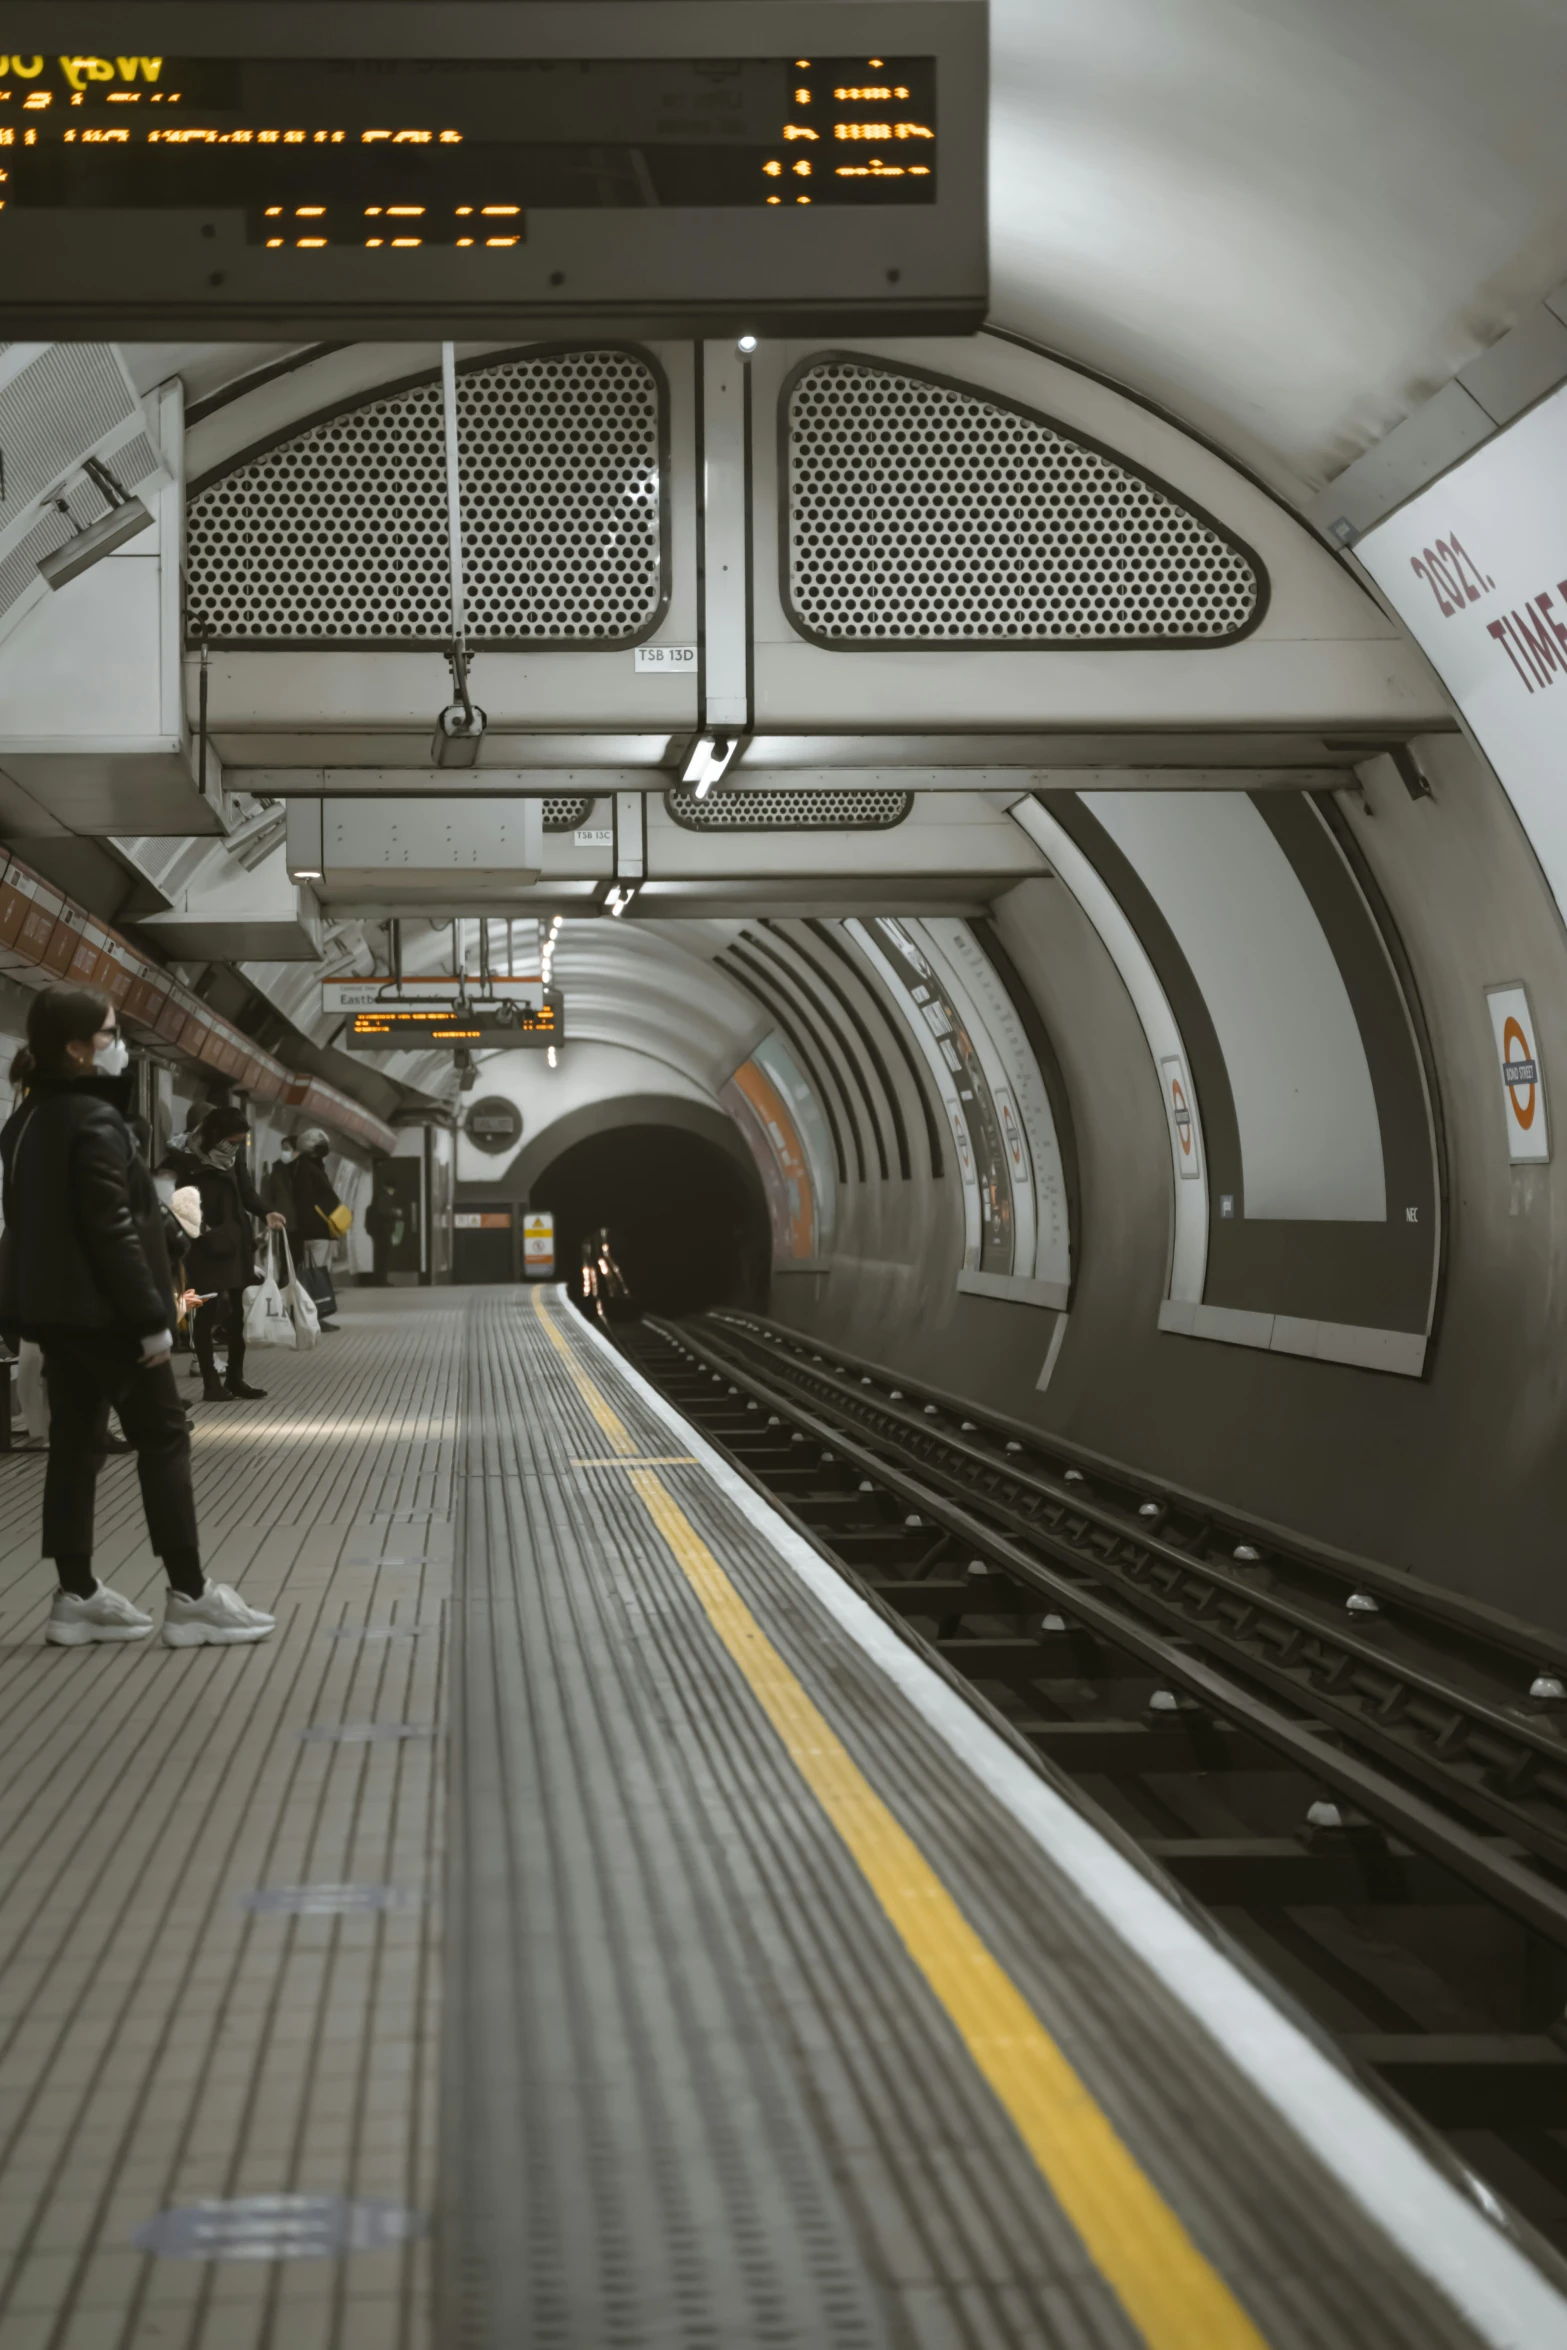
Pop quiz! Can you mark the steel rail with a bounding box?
[714,1311,1567,1671]
[645,1315,1567,1952]
[689,1315,1567,1871]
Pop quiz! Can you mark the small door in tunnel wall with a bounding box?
[453,1206,514,1285]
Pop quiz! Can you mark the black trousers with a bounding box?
[40,1330,199,1565]
[192,1288,247,1385]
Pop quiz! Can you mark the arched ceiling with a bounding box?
[989,0,1567,493]
[114,1,1567,501]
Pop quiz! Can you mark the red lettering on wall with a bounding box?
[1490,616,1536,692]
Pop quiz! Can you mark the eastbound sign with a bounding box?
[1486,983,1550,1164]
[324,977,541,1014]
[1358,381,1567,922]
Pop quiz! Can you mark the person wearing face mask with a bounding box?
[180,1103,288,1404]
[0,983,274,1648]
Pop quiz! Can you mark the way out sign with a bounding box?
[523,1212,556,1279]
[1486,984,1550,1163]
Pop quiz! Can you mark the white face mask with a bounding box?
[93,1032,128,1078]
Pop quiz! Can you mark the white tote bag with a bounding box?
[244,1233,297,1350]
[278,1231,321,1351]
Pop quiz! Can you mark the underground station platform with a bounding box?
[0,1289,1562,2350]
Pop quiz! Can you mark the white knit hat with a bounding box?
[169,1184,203,1240]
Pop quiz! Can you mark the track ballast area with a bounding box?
[617,1306,1567,2261]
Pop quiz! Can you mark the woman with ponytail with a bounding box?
[0,984,274,1648]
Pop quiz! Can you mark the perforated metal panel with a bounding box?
[542,796,596,833]
[783,357,1266,650]
[186,347,667,651]
[666,787,911,831]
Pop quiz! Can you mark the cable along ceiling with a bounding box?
[783,356,1267,650]
[185,346,666,650]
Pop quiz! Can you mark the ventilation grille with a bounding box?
[0,345,140,534]
[783,358,1265,650]
[666,787,912,831]
[542,795,596,832]
[186,348,666,650]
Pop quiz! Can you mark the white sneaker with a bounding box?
[46,1584,154,1646]
[162,1582,276,1648]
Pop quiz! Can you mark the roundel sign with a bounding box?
[464,1096,523,1157]
[1158,1053,1201,1180]
[1486,985,1550,1164]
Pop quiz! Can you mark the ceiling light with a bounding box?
[431,698,487,767]
[737,333,758,354]
[37,476,153,591]
[681,732,737,799]
[292,866,323,880]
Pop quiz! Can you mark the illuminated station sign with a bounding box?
[0,5,986,335]
[347,997,564,1051]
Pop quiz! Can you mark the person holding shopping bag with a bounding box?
[288,1127,349,1331]
[175,1104,287,1403]
[0,984,275,1648]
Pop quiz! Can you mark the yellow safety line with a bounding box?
[571,1455,700,1469]
[528,1289,1269,2349]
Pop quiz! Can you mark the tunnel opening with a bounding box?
[529,1122,772,1317]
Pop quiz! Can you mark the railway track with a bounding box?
[616,1305,1567,2261]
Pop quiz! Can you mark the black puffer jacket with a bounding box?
[164,1141,269,1291]
[0,1073,176,1341]
[290,1152,343,1239]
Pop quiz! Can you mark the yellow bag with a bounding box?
[319,1202,354,1238]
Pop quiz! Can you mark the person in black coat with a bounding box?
[168,1103,287,1403]
[0,984,274,1649]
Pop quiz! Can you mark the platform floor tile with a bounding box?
[0,1295,454,2350]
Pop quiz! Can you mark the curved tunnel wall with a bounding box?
[756,742,1567,1633]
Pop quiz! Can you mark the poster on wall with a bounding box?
[916,917,1072,1293]
[1357,381,1567,920]
[721,1041,828,1267]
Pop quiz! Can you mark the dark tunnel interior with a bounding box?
[530,1123,773,1316]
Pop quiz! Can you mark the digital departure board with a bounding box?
[0,5,986,337]
[0,55,939,228]
[348,998,563,1051]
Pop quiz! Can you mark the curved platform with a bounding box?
[445,1287,1567,2350]
[1,1288,1563,2350]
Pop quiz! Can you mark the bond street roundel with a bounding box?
[1486,984,1550,1164]
[1158,1052,1202,1180]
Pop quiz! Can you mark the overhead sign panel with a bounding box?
[348,996,563,1050]
[0,4,987,336]
[1357,380,1567,922]
[323,977,542,1015]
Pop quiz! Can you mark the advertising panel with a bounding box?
[1357,382,1567,920]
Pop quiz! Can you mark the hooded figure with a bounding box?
[169,1104,287,1403]
[288,1129,346,1331]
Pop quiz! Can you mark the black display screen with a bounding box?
[349,1002,562,1049]
[0,52,938,239]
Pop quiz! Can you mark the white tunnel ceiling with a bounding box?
[112,0,1567,498]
